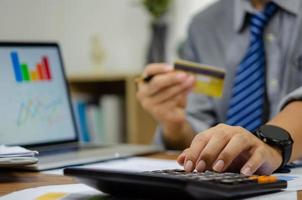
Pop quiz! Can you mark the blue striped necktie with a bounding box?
[226,2,278,131]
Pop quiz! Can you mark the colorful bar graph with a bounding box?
[21,63,30,81]
[42,56,52,80]
[30,71,38,81]
[10,51,53,83]
[10,52,23,82]
[36,63,44,80]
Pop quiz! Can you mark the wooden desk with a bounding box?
[1,152,301,199]
[0,171,76,196]
[0,152,174,196]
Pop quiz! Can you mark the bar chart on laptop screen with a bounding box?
[11,51,52,83]
[0,47,76,145]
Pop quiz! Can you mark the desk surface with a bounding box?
[0,152,175,196]
[0,171,75,196]
[1,152,302,199]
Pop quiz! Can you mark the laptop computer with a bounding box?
[0,42,160,171]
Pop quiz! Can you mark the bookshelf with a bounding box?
[68,73,157,144]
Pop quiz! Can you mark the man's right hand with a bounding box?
[136,63,196,146]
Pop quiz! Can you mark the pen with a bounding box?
[135,64,174,84]
[135,74,155,84]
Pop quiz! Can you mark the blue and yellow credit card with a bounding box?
[174,60,226,98]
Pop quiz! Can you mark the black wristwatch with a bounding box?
[253,125,294,169]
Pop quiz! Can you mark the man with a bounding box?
[136,0,302,175]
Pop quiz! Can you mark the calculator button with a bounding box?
[257,176,278,184]
[146,170,278,186]
[236,178,254,183]
[197,177,215,181]
[220,179,238,184]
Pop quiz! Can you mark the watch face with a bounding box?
[260,125,292,143]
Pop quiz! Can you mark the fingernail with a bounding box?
[184,160,194,172]
[241,167,252,176]
[176,73,187,80]
[196,160,206,172]
[213,160,225,172]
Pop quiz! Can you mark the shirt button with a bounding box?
[270,79,278,89]
[266,33,275,42]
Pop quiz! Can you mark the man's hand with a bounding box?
[136,63,196,147]
[177,124,282,175]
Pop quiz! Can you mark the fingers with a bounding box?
[241,148,265,176]
[145,92,187,124]
[183,132,211,172]
[163,104,186,123]
[177,91,188,108]
[184,126,236,172]
[138,63,196,97]
[144,63,173,77]
[136,66,195,125]
[195,130,231,172]
[148,75,195,104]
[147,72,194,96]
[137,71,194,104]
[177,149,188,166]
[183,124,231,172]
[213,132,251,172]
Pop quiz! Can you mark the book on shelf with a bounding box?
[76,101,91,142]
[73,94,124,145]
[86,104,105,143]
[100,95,123,144]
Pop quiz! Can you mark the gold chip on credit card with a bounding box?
[174,60,226,98]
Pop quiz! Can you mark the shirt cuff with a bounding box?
[279,87,302,110]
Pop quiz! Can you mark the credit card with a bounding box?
[174,60,225,98]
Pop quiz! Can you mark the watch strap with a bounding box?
[280,140,292,169]
[254,125,293,170]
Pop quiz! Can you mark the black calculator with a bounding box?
[64,168,287,200]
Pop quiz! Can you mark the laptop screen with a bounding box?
[0,43,77,146]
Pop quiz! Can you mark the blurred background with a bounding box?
[0,0,218,75]
[0,0,217,145]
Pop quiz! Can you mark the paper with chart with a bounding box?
[0,184,102,200]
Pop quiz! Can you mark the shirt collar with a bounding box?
[234,0,300,32]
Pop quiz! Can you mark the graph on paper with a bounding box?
[10,51,52,83]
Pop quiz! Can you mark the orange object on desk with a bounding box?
[249,175,278,184]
